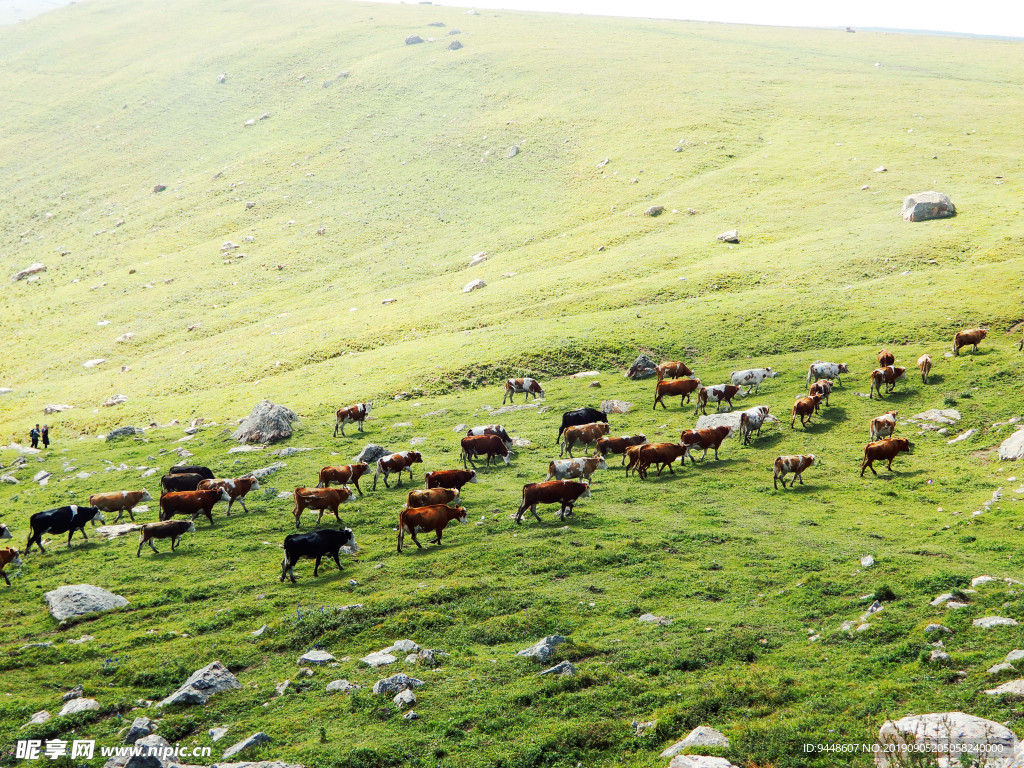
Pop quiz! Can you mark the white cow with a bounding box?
[730,367,778,395]
[806,361,850,387]
[738,405,771,445]
[545,456,608,482]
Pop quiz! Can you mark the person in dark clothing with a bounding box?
[41,425,50,449]
[30,425,40,449]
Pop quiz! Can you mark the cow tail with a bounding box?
[396,516,405,552]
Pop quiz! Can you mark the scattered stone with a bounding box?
[463,279,486,293]
[252,625,269,637]
[361,651,398,668]
[1006,650,1024,663]
[910,409,960,424]
[403,710,420,721]
[626,354,657,379]
[249,462,286,480]
[1,474,18,484]
[600,400,632,414]
[667,757,737,768]
[229,445,263,453]
[538,660,576,676]
[222,732,272,760]
[45,584,129,621]
[66,635,95,645]
[124,716,156,744]
[393,689,417,708]
[232,400,298,443]
[62,684,84,702]
[511,437,531,448]
[984,680,1024,697]
[382,297,397,305]
[326,679,361,693]
[59,697,100,716]
[270,447,314,457]
[209,727,229,742]
[902,191,956,222]
[372,673,425,696]
[861,555,875,568]
[999,428,1024,461]
[644,205,664,217]
[661,726,731,757]
[406,34,424,45]
[874,165,887,173]
[876,713,1016,767]
[299,650,336,665]
[22,710,50,727]
[355,444,392,464]
[44,404,74,415]
[972,575,998,587]
[34,470,51,484]
[83,358,107,368]
[507,145,519,158]
[638,613,672,626]
[947,429,976,444]
[155,660,241,708]
[929,650,950,662]
[12,263,46,281]
[717,229,740,243]
[491,403,539,416]
[930,593,956,607]
[974,616,1018,628]
[107,426,143,441]
[275,680,290,696]
[988,663,1015,675]
[516,635,568,661]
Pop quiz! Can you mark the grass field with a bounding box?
[1,1,1024,766]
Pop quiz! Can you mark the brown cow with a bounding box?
[773,455,815,489]
[594,435,648,465]
[406,487,460,509]
[808,379,833,408]
[878,348,895,367]
[560,421,610,458]
[467,425,513,449]
[790,394,822,428]
[397,504,468,552]
[159,489,230,525]
[546,456,608,482]
[0,547,23,585]
[953,328,988,356]
[460,434,511,469]
[917,354,933,384]
[333,401,373,437]
[861,438,912,476]
[516,480,590,523]
[694,384,741,415]
[198,477,260,515]
[680,426,732,463]
[656,361,694,381]
[653,378,701,410]
[136,520,195,557]
[869,366,906,398]
[633,442,688,479]
[503,377,544,404]
[292,486,356,528]
[88,488,154,523]
[624,444,647,477]
[316,463,370,494]
[373,451,423,490]
[425,469,479,490]
[869,411,898,441]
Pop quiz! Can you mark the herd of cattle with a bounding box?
[0,327,1001,584]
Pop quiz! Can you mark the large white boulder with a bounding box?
[44,585,129,621]
[876,712,1017,766]
[902,191,956,222]
[232,400,298,444]
[999,429,1024,461]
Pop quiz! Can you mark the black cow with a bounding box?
[26,505,106,553]
[161,473,205,493]
[555,407,608,445]
[280,528,357,583]
[168,465,215,480]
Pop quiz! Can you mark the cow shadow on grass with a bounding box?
[791,406,847,433]
[862,468,926,480]
[740,431,786,450]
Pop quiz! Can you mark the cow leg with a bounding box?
[68,530,76,547]
[713,446,720,460]
[171,536,180,551]
[409,530,424,549]
[280,557,291,582]
[206,510,214,526]
[112,510,122,524]
[796,472,805,486]
[382,472,391,489]
[653,395,661,410]
[531,504,542,523]
[333,509,341,525]
[1,570,10,585]
[313,556,323,577]
[225,499,233,517]
[136,539,145,557]
[358,420,364,432]
[316,510,325,526]
[149,539,160,554]
[238,498,249,514]
[353,477,362,496]
[372,472,380,491]
[332,551,343,571]
[773,473,780,489]
[430,528,443,544]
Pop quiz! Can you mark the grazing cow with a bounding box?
[546,456,608,482]
[467,425,513,449]
[878,349,895,367]
[594,435,647,465]
[406,487,460,509]
[333,401,373,437]
[654,378,702,410]
[560,421,611,458]
[26,505,106,553]
[136,520,195,557]
[861,438,911,476]
[870,411,898,441]
[158,489,230,526]
[730,367,778,395]
[953,328,988,356]
[806,362,850,387]
[695,384,741,415]
[515,481,590,523]
[161,473,205,493]
[397,504,468,552]
[316,463,370,494]
[0,523,11,540]
[292,486,356,528]
[556,407,608,444]
[681,426,732,463]
[373,451,423,490]
[88,489,154,524]
[738,406,771,445]
[633,442,688,479]
[809,379,833,408]
[168,465,214,480]
[868,366,906,399]
[424,469,479,490]
[790,394,822,428]
[917,354,933,384]
[624,444,647,477]
[502,377,544,404]
[773,455,815,489]
[0,547,22,585]
[460,434,511,469]
[280,528,357,582]
[656,361,694,381]
[198,477,260,515]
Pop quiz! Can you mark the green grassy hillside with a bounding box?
[2,2,1024,767]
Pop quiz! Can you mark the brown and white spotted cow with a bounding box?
[917,354,933,384]
[868,366,906,399]
[197,476,260,515]
[953,328,988,356]
[502,377,544,404]
[790,394,822,429]
[292,486,356,528]
[424,469,479,490]
[861,438,911,476]
[546,456,608,482]
[680,426,732,463]
[869,411,898,441]
[594,435,647,465]
[88,488,154,524]
[560,421,610,458]
[694,384,741,415]
[808,379,833,409]
[159,489,230,525]
[333,401,373,437]
[738,406,771,445]
[656,361,694,381]
[633,442,689,479]
[373,451,423,490]
[0,547,23,585]
[773,455,815,489]
[406,487,460,509]
[654,378,701,410]
[877,349,895,367]
[316,463,370,495]
[467,425,513,449]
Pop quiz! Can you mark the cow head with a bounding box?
[218,489,232,502]
[765,368,777,378]
[343,488,357,503]
[593,456,608,471]
[352,463,369,478]
[140,489,154,502]
[5,548,22,568]
[453,507,468,525]
[980,329,989,338]
[839,363,850,373]
[186,521,197,534]
[580,482,592,499]
[90,509,106,525]
[885,411,898,418]
[0,524,11,540]
[897,439,912,453]
[249,478,261,491]
[409,452,423,464]
[598,422,611,435]
[343,528,358,551]
[467,471,479,483]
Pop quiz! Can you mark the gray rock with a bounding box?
[911,408,961,425]
[155,660,241,708]
[405,34,424,44]
[298,649,335,665]
[232,400,298,444]
[947,429,976,444]
[972,575,998,587]
[999,428,1024,461]
[600,400,632,414]
[463,279,486,293]
[124,716,156,744]
[717,229,740,243]
[974,616,1019,628]
[924,624,952,634]
[270,447,314,457]
[104,734,176,768]
[62,684,84,702]
[989,663,1015,675]
[104,394,130,407]
[59,697,100,716]
[662,726,731,757]
[252,625,269,637]
[667,757,737,768]
[372,673,424,696]
[34,470,51,483]
[507,145,519,158]
[67,634,95,644]
[860,555,875,568]
[45,584,129,621]
[354,444,392,464]
[626,354,657,380]
[1006,650,1024,663]
[249,462,286,480]
[645,205,665,217]
[275,680,290,696]
[1,474,18,484]
[985,680,1024,698]
[876,712,1016,767]
[23,710,50,727]
[20,641,54,650]
[448,39,463,50]
[222,733,272,760]
[638,613,673,626]
[516,635,568,661]
[387,639,420,653]
[902,191,956,222]
[416,649,437,666]
[361,651,398,668]
[929,650,950,662]
[393,689,416,708]
[209,727,229,742]
[930,593,955,607]
[538,660,576,676]
[107,426,144,441]
[326,679,361,693]
[12,263,46,281]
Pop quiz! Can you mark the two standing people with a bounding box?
[29,424,49,449]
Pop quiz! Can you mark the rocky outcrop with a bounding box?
[626,354,657,380]
[155,661,241,708]
[232,401,298,444]
[876,712,1017,766]
[44,584,129,621]
[902,191,956,222]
